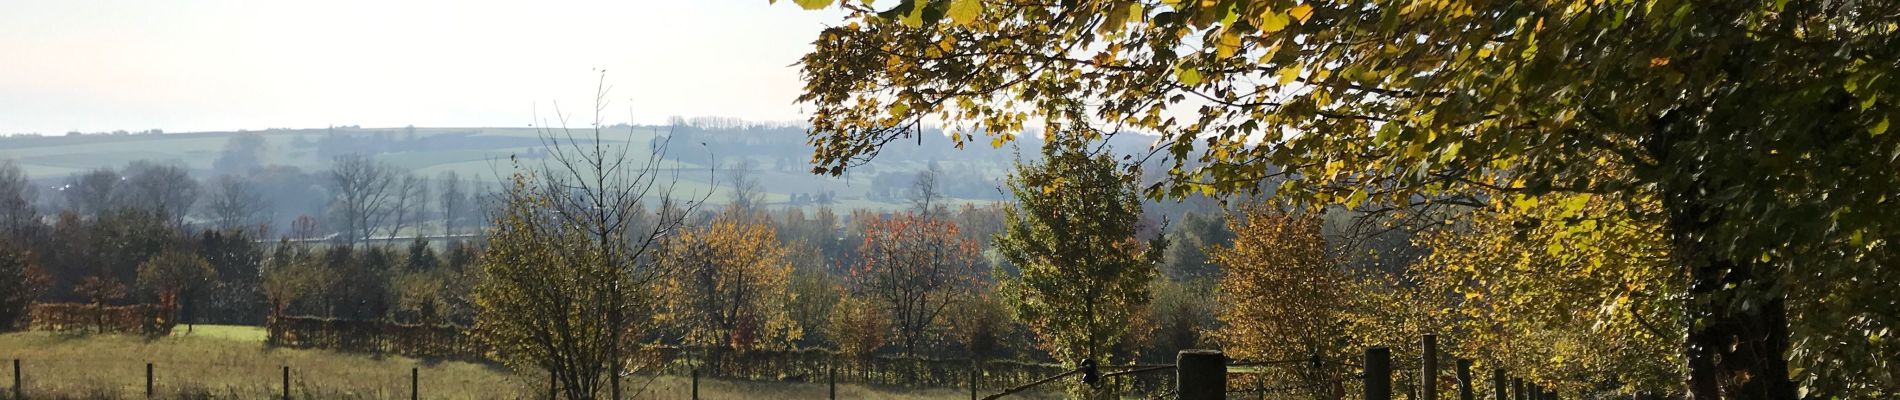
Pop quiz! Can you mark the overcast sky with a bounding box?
[0,0,841,134]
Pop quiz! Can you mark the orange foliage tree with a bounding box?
[848,212,983,356]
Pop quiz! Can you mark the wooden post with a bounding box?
[1512,378,1524,400]
[1527,383,1540,400]
[281,366,290,400]
[690,368,699,400]
[969,359,977,400]
[410,367,418,400]
[146,363,154,398]
[1455,359,1473,400]
[1365,347,1392,400]
[828,362,837,400]
[14,359,22,400]
[1491,370,1506,400]
[1176,349,1226,400]
[1422,335,1438,400]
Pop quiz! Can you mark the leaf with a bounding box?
[947,0,981,25]
[1873,116,1890,137]
[1177,64,1204,85]
[1277,64,1301,86]
[1216,28,1242,58]
[1288,4,1314,23]
[792,0,835,10]
[1257,11,1289,33]
[1345,188,1367,208]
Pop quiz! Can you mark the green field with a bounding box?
[0,326,999,399]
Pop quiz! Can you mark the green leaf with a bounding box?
[1873,116,1890,137]
[1257,11,1289,33]
[1345,188,1367,208]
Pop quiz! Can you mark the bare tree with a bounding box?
[0,160,34,236]
[475,74,712,400]
[908,163,945,219]
[327,154,398,245]
[62,168,120,218]
[387,173,427,239]
[436,171,465,237]
[202,175,268,232]
[120,161,201,227]
[726,160,764,213]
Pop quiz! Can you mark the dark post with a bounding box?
[1527,383,1540,400]
[1176,350,1226,400]
[690,368,699,400]
[411,367,418,400]
[1422,335,1438,400]
[14,359,21,400]
[1491,370,1506,400]
[828,362,837,400]
[1455,359,1473,400]
[969,359,977,400]
[1365,347,1392,400]
[146,363,154,398]
[1512,378,1524,400]
[281,366,290,400]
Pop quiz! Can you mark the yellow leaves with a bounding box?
[1873,116,1890,137]
[1176,63,1204,85]
[1344,188,1368,208]
[1648,57,1670,67]
[1276,63,1301,86]
[1256,10,1290,34]
[947,0,982,26]
[1216,27,1243,58]
[1288,4,1314,24]
[785,0,835,10]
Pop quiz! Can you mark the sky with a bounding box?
[0,0,843,134]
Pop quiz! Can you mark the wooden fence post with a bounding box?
[1511,378,1524,400]
[1491,370,1506,400]
[969,358,978,400]
[146,362,154,398]
[828,362,837,400]
[281,366,290,400]
[1365,347,1392,400]
[1455,359,1472,400]
[1422,335,1438,400]
[1176,349,1225,400]
[13,359,21,400]
[410,367,418,400]
[690,368,699,400]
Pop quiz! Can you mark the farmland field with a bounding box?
[0,327,1006,399]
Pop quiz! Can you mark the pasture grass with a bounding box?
[0,330,1009,399]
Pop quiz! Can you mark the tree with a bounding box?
[212,132,268,173]
[848,212,981,356]
[726,160,765,212]
[203,176,268,232]
[437,171,465,237]
[0,160,35,237]
[119,161,200,227]
[1209,206,1351,396]
[993,141,1163,374]
[659,209,797,353]
[786,1,1900,397]
[136,250,218,332]
[199,229,266,325]
[327,154,398,245]
[475,76,707,400]
[1411,194,1686,397]
[0,243,49,331]
[62,168,120,218]
[388,173,427,239]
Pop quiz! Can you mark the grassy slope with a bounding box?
[0,326,987,399]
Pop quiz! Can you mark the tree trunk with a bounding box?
[1669,195,1798,400]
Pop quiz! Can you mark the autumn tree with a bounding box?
[659,210,797,353]
[1208,206,1354,397]
[137,250,218,332]
[0,243,49,331]
[784,0,1900,397]
[203,175,268,232]
[993,141,1163,373]
[119,161,200,227]
[848,212,982,356]
[0,160,35,237]
[474,75,706,400]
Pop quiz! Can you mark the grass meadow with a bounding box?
[0,326,994,399]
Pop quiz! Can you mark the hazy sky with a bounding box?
[0,1,842,134]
